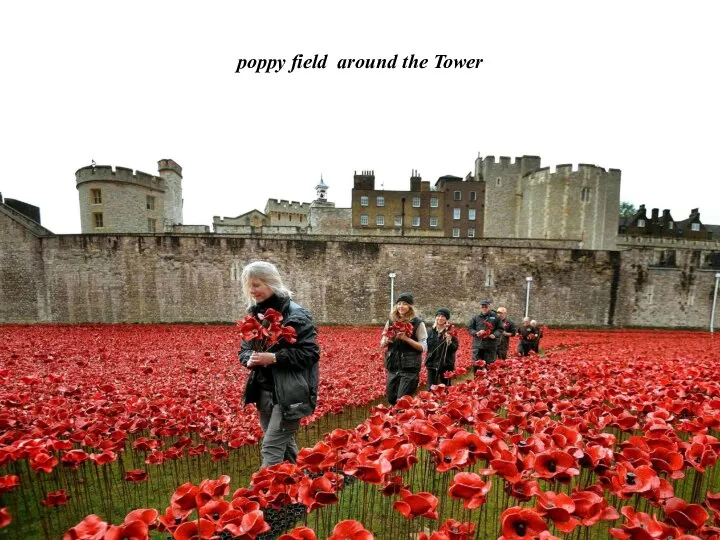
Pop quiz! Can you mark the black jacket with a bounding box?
[498,318,517,348]
[239,295,320,421]
[425,326,459,370]
[468,310,503,350]
[518,325,539,344]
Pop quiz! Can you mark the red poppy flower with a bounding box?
[124,509,158,527]
[0,508,10,529]
[438,519,475,540]
[171,482,200,511]
[209,446,228,461]
[104,520,149,540]
[156,506,193,533]
[298,474,340,512]
[0,475,20,494]
[499,507,551,540]
[41,489,71,507]
[343,447,392,485]
[406,419,439,448]
[124,469,148,483]
[327,520,374,540]
[30,452,58,473]
[61,449,90,470]
[393,488,439,520]
[238,315,265,341]
[89,449,117,466]
[663,497,709,531]
[279,526,318,540]
[571,489,620,527]
[609,506,677,539]
[707,492,720,513]
[173,519,215,540]
[222,510,271,538]
[448,472,491,510]
[505,479,540,503]
[196,475,231,507]
[297,440,336,472]
[536,491,580,533]
[258,308,284,324]
[63,514,108,540]
[609,464,661,499]
[533,450,580,482]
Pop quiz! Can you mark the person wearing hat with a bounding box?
[496,307,517,360]
[517,316,535,356]
[425,308,459,389]
[468,299,502,373]
[380,292,427,405]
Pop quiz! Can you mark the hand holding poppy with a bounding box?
[247,353,276,368]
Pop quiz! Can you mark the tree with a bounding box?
[619,201,636,218]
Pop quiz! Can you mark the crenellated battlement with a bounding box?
[524,163,621,180]
[265,199,311,211]
[75,165,166,191]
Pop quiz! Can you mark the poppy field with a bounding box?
[1,324,719,539]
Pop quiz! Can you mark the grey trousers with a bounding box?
[258,390,300,468]
[386,370,419,405]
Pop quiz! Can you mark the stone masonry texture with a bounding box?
[2,209,719,327]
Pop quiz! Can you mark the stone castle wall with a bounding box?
[2,210,718,327]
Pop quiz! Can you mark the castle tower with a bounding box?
[158,159,183,228]
[315,176,328,202]
[481,155,542,238]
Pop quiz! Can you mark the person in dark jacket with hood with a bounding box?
[468,299,502,373]
[425,308,459,389]
[238,261,320,468]
[380,292,427,405]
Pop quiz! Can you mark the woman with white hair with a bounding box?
[238,261,320,468]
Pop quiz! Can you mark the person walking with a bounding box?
[517,316,538,357]
[380,293,427,405]
[468,299,502,372]
[425,308,459,389]
[496,307,517,360]
[238,261,320,468]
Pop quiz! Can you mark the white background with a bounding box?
[1,1,718,234]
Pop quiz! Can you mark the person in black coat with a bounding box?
[425,308,459,389]
[468,299,502,372]
[380,292,427,405]
[238,261,320,468]
[517,316,538,357]
[496,307,516,360]
[530,319,543,353]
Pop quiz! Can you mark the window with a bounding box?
[468,209,476,221]
[638,219,646,228]
[147,218,156,233]
[360,215,369,226]
[429,217,438,227]
[91,189,102,204]
[376,196,385,207]
[496,177,501,186]
[581,187,592,202]
[453,191,461,201]
[430,197,439,208]
[412,197,421,208]
[668,221,674,230]
[376,214,384,226]
[146,195,155,210]
[93,212,104,228]
[394,216,403,227]
[360,196,369,207]
[468,227,476,238]
[469,191,477,201]
[453,208,461,220]
[691,222,700,232]
[452,227,460,238]
[412,216,420,227]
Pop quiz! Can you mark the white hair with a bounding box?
[523,317,531,323]
[530,319,537,325]
[241,261,293,309]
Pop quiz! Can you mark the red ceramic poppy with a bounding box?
[438,519,475,540]
[41,489,71,507]
[63,514,108,540]
[222,510,271,538]
[393,488,439,520]
[0,475,20,494]
[327,520,374,540]
[0,508,10,529]
[124,509,158,527]
[278,526,318,540]
[499,506,550,540]
[124,469,148,483]
[448,472,491,510]
[173,519,215,540]
[171,482,200,511]
[298,474,340,512]
[663,497,709,531]
[104,520,149,540]
[536,491,580,533]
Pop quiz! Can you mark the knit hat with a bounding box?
[396,292,414,305]
[436,308,451,319]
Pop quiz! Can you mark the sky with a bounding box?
[1,1,718,234]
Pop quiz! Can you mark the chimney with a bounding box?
[651,208,659,221]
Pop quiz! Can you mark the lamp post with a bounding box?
[389,272,397,313]
[711,272,720,335]
[524,276,533,319]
